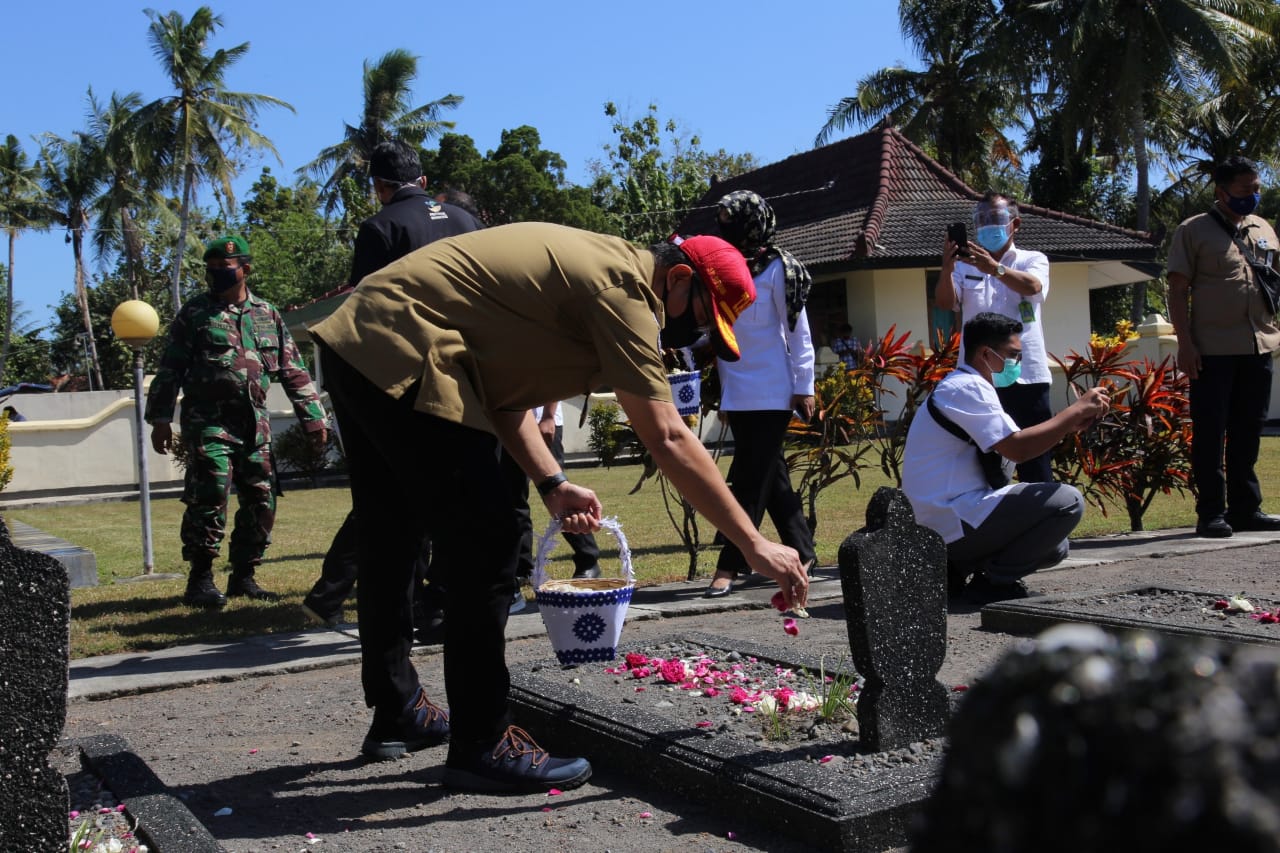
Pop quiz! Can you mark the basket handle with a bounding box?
[532,516,633,589]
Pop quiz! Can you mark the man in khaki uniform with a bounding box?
[1168,155,1280,538]
[308,222,807,795]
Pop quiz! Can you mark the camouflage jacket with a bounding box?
[145,290,326,446]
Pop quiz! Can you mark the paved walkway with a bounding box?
[68,524,1280,701]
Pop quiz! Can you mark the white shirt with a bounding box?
[902,365,1020,543]
[951,245,1052,384]
[717,257,816,411]
[532,404,562,427]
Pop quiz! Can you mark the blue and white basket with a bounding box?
[668,371,701,417]
[533,517,634,667]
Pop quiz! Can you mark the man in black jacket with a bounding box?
[303,141,482,658]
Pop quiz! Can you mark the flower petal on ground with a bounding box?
[783,618,799,636]
[548,788,563,797]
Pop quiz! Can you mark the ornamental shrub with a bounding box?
[0,414,13,493]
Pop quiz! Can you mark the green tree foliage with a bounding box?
[423,127,614,232]
[818,0,1019,188]
[238,168,351,306]
[0,134,54,385]
[591,102,757,245]
[139,6,293,312]
[300,48,461,218]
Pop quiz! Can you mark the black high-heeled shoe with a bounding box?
[703,573,737,598]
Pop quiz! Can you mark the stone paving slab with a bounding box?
[509,631,941,853]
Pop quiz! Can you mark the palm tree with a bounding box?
[39,132,106,390]
[0,135,53,385]
[1015,0,1268,318]
[816,0,1019,187]
[300,48,462,215]
[87,88,160,301]
[137,6,293,312]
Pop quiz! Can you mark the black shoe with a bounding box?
[1196,516,1234,538]
[964,574,1032,605]
[226,573,281,601]
[572,565,602,580]
[703,573,736,598]
[362,687,450,760]
[183,574,227,609]
[1224,511,1280,532]
[443,725,591,793]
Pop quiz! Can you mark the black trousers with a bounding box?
[501,425,600,579]
[715,410,816,574]
[320,346,519,748]
[995,382,1053,483]
[1190,353,1273,522]
[304,509,435,617]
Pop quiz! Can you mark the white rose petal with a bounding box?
[1228,594,1255,613]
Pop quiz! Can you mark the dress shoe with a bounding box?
[572,565,602,580]
[443,725,591,793]
[964,574,1035,605]
[1225,511,1280,532]
[1196,516,1234,538]
[703,582,735,599]
[362,687,450,760]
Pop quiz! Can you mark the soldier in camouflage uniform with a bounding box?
[146,235,328,608]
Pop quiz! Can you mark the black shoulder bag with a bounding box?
[1207,209,1280,315]
[926,393,1014,489]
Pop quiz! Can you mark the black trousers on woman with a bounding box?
[714,409,817,574]
[320,345,519,749]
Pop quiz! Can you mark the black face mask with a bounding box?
[717,218,750,254]
[660,283,707,350]
[206,266,240,292]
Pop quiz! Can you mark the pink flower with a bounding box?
[770,591,787,612]
[730,686,752,705]
[659,659,687,683]
[631,667,651,679]
[625,652,649,668]
[695,720,714,729]
[548,788,563,796]
[115,804,126,812]
[819,754,834,764]
[638,811,653,819]
[305,833,317,839]
[248,748,259,755]
[783,618,799,636]
[704,687,721,698]
[68,811,79,819]
[774,687,796,709]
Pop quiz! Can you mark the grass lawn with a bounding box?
[15,438,1280,659]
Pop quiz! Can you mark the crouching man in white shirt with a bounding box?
[902,312,1111,603]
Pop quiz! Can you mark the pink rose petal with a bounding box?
[638,811,653,819]
[248,748,259,755]
[548,788,563,796]
[819,754,834,764]
[952,684,969,692]
[770,591,787,612]
[542,806,553,812]
[727,830,737,839]
[783,618,799,636]
[695,720,714,728]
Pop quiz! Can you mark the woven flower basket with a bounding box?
[533,516,634,666]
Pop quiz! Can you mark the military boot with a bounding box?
[226,566,281,601]
[184,556,228,609]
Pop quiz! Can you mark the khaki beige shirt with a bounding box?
[1166,211,1280,355]
[309,222,672,433]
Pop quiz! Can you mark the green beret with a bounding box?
[203,234,251,261]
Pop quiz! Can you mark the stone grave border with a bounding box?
[981,585,1280,648]
[508,630,941,853]
[70,734,224,853]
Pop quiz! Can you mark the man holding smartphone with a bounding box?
[938,192,1054,483]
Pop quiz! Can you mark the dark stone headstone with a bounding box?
[838,487,948,752]
[0,517,71,852]
[911,627,1280,853]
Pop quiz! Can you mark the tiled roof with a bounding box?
[677,127,1158,272]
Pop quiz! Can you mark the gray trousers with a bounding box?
[947,483,1084,583]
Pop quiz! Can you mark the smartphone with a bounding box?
[947,222,970,257]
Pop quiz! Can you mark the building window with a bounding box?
[807,277,849,347]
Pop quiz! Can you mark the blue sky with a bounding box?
[4,1,912,335]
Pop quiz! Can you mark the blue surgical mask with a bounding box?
[977,225,1010,253]
[1225,191,1261,217]
[986,348,1022,388]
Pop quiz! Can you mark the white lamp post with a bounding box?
[110,300,160,574]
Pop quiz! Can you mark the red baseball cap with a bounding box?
[671,234,757,361]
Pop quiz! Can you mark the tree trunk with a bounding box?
[1126,495,1145,532]
[170,160,196,312]
[1,230,13,386]
[121,208,141,302]
[1131,112,1151,323]
[72,233,105,391]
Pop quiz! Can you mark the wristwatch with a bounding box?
[994,263,1006,277]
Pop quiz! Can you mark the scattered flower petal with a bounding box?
[789,606,811,619]
[638,811,653,819]
[1228,593,1255,613]
[819,754,834,764]
[783,618,799,636]
[541,807,552,813]
[69,811,79,820]
[548,788,563,797]
[952,684,969,692]
[727,830,737,839]
[770,591,787,612]
[114,804,126,812]
[1212,599,1229,610]
[248,748,259,755]
[695,720,714,728]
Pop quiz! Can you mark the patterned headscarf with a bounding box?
[715,190,812,331]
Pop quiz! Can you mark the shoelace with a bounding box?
[492,725,546,767]
[411,691,449,725]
